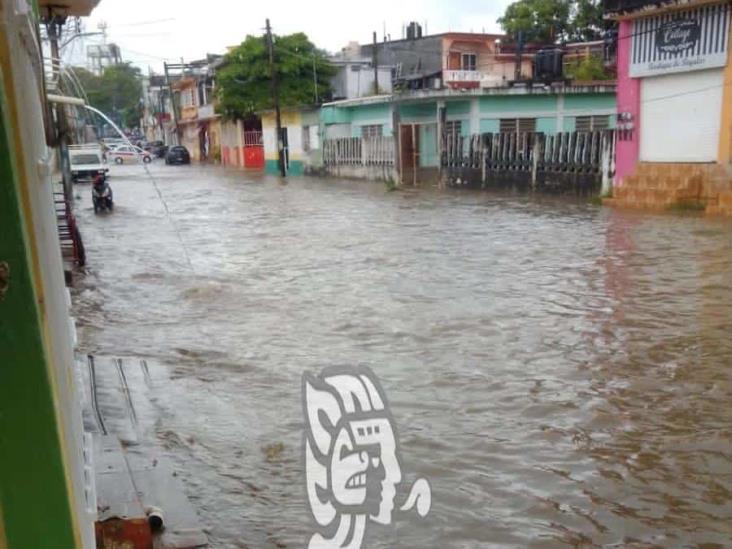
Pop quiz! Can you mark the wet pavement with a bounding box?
[72,161,732,548]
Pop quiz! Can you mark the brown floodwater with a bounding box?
[72,162,732,548]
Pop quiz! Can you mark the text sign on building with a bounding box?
[630,3,730,77]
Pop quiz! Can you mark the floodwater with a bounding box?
[73,162,732,548]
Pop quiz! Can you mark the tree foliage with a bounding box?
[217,32,335,119]
[72,63,142,128]
[498,0,609,43]
[565,55,613,80]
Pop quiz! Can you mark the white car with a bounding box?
[107,144,153,164]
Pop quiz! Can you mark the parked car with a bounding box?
[145,140,168,158]
[107,144,153,164]
[165,146,191,165]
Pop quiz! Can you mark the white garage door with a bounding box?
[640,69,723,162]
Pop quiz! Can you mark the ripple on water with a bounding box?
[72,165,732,547]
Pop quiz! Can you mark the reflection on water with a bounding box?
[73,164,732,547]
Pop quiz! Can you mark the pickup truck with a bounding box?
[69,144,108,182]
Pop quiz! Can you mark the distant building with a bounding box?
[330,42,394,100]
[351,23,532,92]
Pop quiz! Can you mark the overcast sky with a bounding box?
[62,0,513,73]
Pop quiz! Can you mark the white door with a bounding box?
[640,68,723,162]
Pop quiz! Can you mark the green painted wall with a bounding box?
[564,93,615,111]
[479,94,558,114]
[479,119,500,133]
[446,100,470,116]
[563,117,576,132]
[350,103,391,123]
[536,117,557,134]
[321,106,351,124]
[399,102,436,123]
[266,159,304,176]
[419,124,439,167]
[0,71,78,549]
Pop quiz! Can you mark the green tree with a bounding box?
[498,0,572,43]
[217,32,335,119]
[70,63,142,127]
[498,0,609,43]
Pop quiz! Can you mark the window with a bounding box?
[461,53,477,72]
[575,115,610,132]
[71,154,101,165]
[499,118,537,133]
[444,120,462,137]
[361,125,383,139]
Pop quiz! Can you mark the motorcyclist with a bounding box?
[92,173,113,213]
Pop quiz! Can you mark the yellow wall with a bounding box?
[719,22,732,163]
[261,110,302,128]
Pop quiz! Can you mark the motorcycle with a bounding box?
[92,176,114,213]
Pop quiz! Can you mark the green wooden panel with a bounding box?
[0,70,78,549]
[563,116,577,132]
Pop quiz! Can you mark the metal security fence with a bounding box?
[442,130,616,192]
[323,136,395,166]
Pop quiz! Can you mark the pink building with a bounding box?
[606,0,732,215]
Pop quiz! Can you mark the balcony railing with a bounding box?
[444,70,483,83]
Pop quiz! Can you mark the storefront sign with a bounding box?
[630,3,730,77]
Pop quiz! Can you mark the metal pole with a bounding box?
[312,54,318,104]
[266,18,286,177]
[164,62,180,145]
[372,31,379,95]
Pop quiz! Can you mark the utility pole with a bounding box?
[372,31,379,95]
[515,30,524,82]
[312,54,319,104]
[163,61,180,145]
[266,18,286,177]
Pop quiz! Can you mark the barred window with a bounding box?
[575,115,609,132]
[499,118,536,133]
[361,125,383,139]
[444,120,462,137]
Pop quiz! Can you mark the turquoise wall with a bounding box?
[564,94,615,111]
[563,117,576,132]
[266,159,305,176]
[479,95,558,114]
[351,103,391,123]
[479,119,500,133]
[399,102,436,122]
[536,117,557,133]
[446,101,470,116]
[419,124,439,167]
[321,106,351,124]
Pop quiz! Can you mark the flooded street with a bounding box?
[72,162,732,548]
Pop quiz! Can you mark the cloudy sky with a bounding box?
[63,0,513,72]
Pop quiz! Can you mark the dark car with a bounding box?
[145,140,168,158]
[165,146,191,165]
